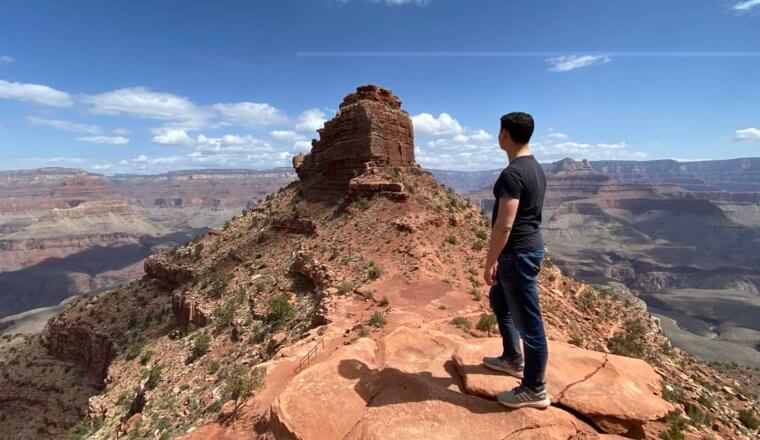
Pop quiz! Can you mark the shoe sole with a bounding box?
[483,362,524,379]
[497,397,551,410]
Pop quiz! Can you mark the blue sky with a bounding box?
[1,0,759,173]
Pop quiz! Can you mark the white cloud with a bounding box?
[270,130,306,142]
[212,101,287,127]
[546,55,611,72]
[734,127,760,141]
[0,79,73,107]
[85,87,210,127]
[27,116,100,134]
[548,132,569,140]
[411,112,463,136]
[151,127,194,146]
[734,0,760,12]
[295,108,327,134]
[77,135,130,145]
[532,135,646,161]
[0,56,13,64]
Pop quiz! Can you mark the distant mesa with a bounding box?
[293,85,416,199]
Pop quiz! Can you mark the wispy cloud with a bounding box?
[337,0,431,5]
[77,135,130,145]
[734,0,760,12]
[546,55,611,72]
[734,127,760,141]
[27,116,100,134]
[0,79,73,107]
[211,101,287,128]
[0,55,13,64]
[85,87,211,128]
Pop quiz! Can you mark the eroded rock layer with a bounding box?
[293,85,415,198]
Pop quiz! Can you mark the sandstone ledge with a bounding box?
[268,327,673,440]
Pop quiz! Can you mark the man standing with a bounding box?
[481,112,549,409]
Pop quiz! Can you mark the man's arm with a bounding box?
[483,197,520,286]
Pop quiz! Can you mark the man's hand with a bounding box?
[483,263,497,286]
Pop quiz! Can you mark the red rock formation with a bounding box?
[41,319,115,381]
[144,255,198,286]
[293,85,415,199]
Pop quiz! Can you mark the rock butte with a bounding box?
[293,85,415,200]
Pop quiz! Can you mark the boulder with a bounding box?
[452,338,673,435]
[269,328,599,440]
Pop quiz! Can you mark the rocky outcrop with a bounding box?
[144,255,198,286]
[171,292,208,328]
[452,338,673,436]
[270,328,598,440]
[41,319,115,382]
[292,250,334,290]
[273,215,318,235]
[293,85,415,199]
[270,327,674,439]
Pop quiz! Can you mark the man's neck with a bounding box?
[507,144,532,162]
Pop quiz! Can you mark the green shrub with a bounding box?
[445,234,458,245]
[378,296,389,307]
[471,240,484,251]
[336,281,354,295]
[448,215,458,227]
[138,349,154,366]
[609,319,647,358]
[738,408,759,430]
[264,295,294,328]
[146,364,162,390]
[367,262,383,280]
[208,273,233,298]
[662,385,684,403]
[369,311,387,328]
[190,334,211,360]
[568,335,584,347]
[476,314,497,335]
[451,316,472,331]
[660,410,687,440]
[475,229,488,241]
[469,288,482,301]
[208,360,220,374]
[224,365,266,417]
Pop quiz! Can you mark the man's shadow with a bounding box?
[337,358,508,414]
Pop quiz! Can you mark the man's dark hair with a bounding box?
[500,112,534,144]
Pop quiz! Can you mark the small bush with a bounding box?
[660,410,687,440]
[476,314,497,335]
[190,334,211,360]
[738,408,759,430]
[475,230,488,240]
[138,349,154,366]
[609,319,647,358]
[336,281,353,295]
[225,364,266,405]
[357,326,370,337]
[264,295,294,328]
[378,296,389,307]
[448,215,458,227]
[146,364,162,390]
[469,288,482,301]
[208,360,220,374]
[451,316,472,331]
[369,311,387,328]
[208,273,233,298]
[367,262,383,280]
[568,335,584,347]
[471,240,484,251]
[662,385,684,403]
[445,234,458,245]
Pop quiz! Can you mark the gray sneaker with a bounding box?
[482,356,524,378]
[497,385,551,409]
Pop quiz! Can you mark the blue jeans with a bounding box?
[488,249,547,391]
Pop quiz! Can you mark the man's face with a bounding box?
[498,129,511,151]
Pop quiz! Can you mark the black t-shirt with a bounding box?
[491,155,546,253]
